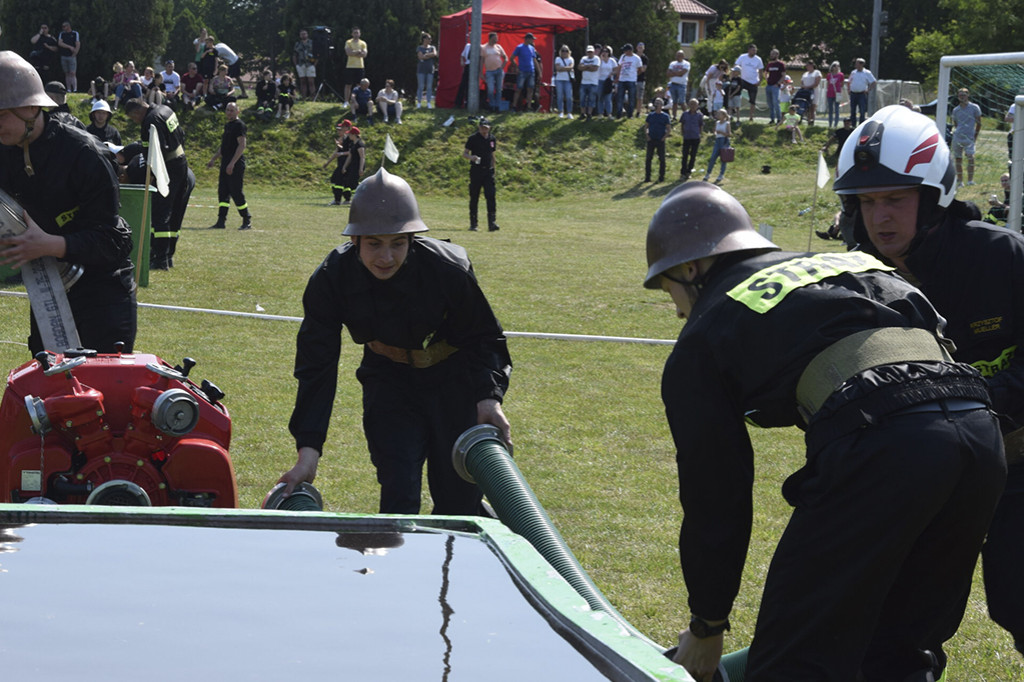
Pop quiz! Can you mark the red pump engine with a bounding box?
[0,349,237,507]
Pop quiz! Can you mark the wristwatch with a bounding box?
[689,615,730,638]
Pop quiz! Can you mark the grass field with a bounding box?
[0,98,1020,678]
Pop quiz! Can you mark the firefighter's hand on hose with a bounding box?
[0,212,66,268]
[673,628,723,682]
[278,446,320,497]
[477,398,512,449]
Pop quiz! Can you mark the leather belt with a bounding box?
[366,339,457,369]
[797,327,954,420]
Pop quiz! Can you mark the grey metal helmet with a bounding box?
[0,51,57,109]
[644,182,778,289]
[343,168,429,236]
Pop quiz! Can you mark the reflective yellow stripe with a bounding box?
[236,203,247,211]
[152,230,178,238]
[972,345,1017,378]
[727,252,895,314]
[218,202,230,208]
[55,206,79,227]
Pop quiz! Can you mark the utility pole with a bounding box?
[870,0,882,113]
[468,0,483,114]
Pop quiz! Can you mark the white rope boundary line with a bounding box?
[0,290,676,346]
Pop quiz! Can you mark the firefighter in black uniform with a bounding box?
[836,104,1024,661]
[0,51,136,355]
[462,118,499,232]
[278,168,512,515]
[645,183,1005,681]
[123,98,191,270]
[206,101,252,230]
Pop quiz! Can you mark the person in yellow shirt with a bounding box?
[344,27,367,104]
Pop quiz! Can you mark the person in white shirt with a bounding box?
[666,50,690,120]
[846,58,876,124]
[577,45,600,121]
[456,42,471,108]
[161,59,181,107]
[553,44,575,119]
[734,43,764,122]
[615,43,642,118]
[376,79,403,124]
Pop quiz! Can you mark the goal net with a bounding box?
[937,53,1024,232]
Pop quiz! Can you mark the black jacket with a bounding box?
[855,203,1024,431]
[289,236,512,452]
[662,250,988,620]
[0,115,133,286]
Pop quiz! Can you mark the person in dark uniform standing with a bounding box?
[324,119,352,206]
[123,98,191,269]
[337,126,365,205]
[278,168,512,515]
[462,118,499,232]
[0,51,136,354]
[835,104,1024,661]
[645,182,1005,681]
[206,102,252,231]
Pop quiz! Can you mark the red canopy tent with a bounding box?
[437,0,588,110]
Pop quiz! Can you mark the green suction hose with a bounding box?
[452,424,657,645]
[452,424,749,681]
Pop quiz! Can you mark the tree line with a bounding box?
[2,0,1011,101]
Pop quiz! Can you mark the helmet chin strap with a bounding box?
[14,107,40,177]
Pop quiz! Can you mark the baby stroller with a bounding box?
[792,88,813,117]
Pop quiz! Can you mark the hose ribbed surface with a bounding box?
[464,438,640,634]
[275,493,322,512]
[720,647,747,681]
[462,430,750,678]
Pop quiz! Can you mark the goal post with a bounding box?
[936,52,1024,232]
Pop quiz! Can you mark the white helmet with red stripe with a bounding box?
[834,105,956,208]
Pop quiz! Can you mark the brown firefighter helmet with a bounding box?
[644,182,779,289]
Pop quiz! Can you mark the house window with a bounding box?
[678,21,698,46]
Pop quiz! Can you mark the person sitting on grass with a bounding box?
[783,108,803,143]
[205,63,236,111]
[376,79,403,124]
[255,69,278,122]
[277,73,297,119]
[350,77,373,125]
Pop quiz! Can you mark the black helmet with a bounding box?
[644,182,778,289]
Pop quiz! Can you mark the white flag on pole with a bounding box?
[816,152,831,189]
[148,126,170,197]
[384,134,400,164]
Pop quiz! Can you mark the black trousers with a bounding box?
[682,139,701,174]
[29,274,137,355]
[359,364,485,515]
[217,159,248,219]
[468,167,496,226]
[983,460,1024,652]
[151,156,190,266]
[456,65,470,108]
[748,406,1005,680]
[645,138,666,179]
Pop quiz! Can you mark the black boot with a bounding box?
[208,220,226,229]
[239,212,252,230]
[487,214,500,232]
